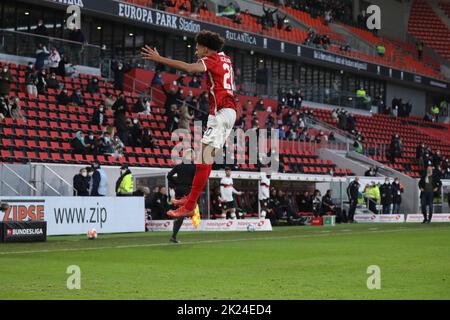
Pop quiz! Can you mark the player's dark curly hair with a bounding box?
[195,30,225,52]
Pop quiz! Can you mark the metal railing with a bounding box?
[0,29,102,68]
[0,163,38,196]
[41,164,78,196]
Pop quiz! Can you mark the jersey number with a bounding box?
[223,63,236,91]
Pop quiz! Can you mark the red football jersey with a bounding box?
[199,51,237,115]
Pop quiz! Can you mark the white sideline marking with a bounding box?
[0,226,447,256]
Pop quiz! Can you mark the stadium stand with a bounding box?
[408,0,450,60]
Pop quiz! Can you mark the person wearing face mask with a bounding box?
[100,132,114,154]
[142,128,156,149]
[130,118,144,147]
[391,178,403,214]
[116,165,134,196]
[73,168,90,196]
[84,133,97,155]
[112,61,125,91]
[91,161,108,197]
[92,105,106,127]
[178,104,194,130]
[46,72,60,90]
[87,77,100,94]
[0,66,13,96]
[71,131,87,154]
[380,178,393,214]
[71,88,85,106]
[57,87,71,105]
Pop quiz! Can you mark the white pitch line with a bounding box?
[0,226,448,256]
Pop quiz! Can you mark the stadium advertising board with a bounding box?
[0,197,145,235]
[147,219,272,232]
[406,214,450,222]
[37,0,450,91]
[354,214,405,223]
[0,221,47,242]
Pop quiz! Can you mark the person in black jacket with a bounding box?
[391,177,403,214]
[418,166,442,223]
[73,168,90,196]
[347,177,360,223]
[112,94,129,145]
[166,149,196,243]
[148,186,169,220]
[56,88,71,105]
[92,105,106,126]
[379,178,393,214]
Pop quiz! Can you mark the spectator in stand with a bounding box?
[365,166,378,177]
[419,166,442,223]
[276,12,287,30]
[347,177,360,223]
[162,85,182,110]
[104,92,117,110]
[376,43,386,57]
[92,104,107,127]
[73,167,90,196]
[48,47,61,74]
[432,150,442,169]
[71,131,87,154]
[83,133,97,155]
[35,69,47,94]
[91,160,108,196]
[35,43,49,71]
[56,87,71,105]
[112,93,129,145]
[142,128,156,149]
[25,62,38,96]
[87,77,100,94]
[129,118,144,147]
[112,61,125,91]
[175,74,187,86]
[0,96,11,119]
[262,3,278,28]
[71,88,85,106]
[178,104,194,130]
[56,52,68,77]
[380,178,393,214]
[99,131,114,154]
[116,165,134,196]
[222,2,237,19]
[188,75,201,88]
[416,143,426,167]
[112,134,125,158]
[0,65,13,96]
[46,72,60,90]
[391,177,403,214]
[417,41,424,61]
[134,97,147,113]
[9,97,26,122]
[389,134,402,164]
[151,70,164,87]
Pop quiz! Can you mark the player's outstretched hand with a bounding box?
[141,45,160,61]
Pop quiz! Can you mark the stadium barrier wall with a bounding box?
[0,196,145,235]
[147,219,272,232]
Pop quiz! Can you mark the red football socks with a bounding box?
[184,163,213,211]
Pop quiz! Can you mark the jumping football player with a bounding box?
[141,30,238,218]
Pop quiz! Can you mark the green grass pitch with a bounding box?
[1,223,449,300]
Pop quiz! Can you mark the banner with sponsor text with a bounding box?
[147,219,272,232]
[0,197,145,235]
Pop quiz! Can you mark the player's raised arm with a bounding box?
[141,45,206,74]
